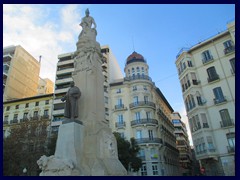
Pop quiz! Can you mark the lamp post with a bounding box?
[23,168,27,176]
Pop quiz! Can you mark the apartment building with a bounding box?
[3,93,54,138]
[171,112,192,175]
[175,21,235,176]
[109,51,179,176]
[3,45,40,101]
[51,45,123,131]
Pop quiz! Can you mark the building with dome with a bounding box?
[109,51,180,176]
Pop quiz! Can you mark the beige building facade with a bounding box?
[175,21,235,176]
[37,78,54,95]
[109,52,179,176]
[3,45,40,101]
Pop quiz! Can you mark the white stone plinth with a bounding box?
[55,120,84,173]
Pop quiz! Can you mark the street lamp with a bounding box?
[23,168,27,176]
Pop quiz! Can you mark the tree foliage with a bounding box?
[113,132,142,172]
[3,120,55,176]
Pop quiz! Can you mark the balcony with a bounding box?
[20,118,29,123]
[202,56,214,65]
[56,68,74,75]
[55,77,73,85]
[31,116,40,121]
[10,119,18,124]
[224,45,235,55]
[135,138,162,145]
[220,119,234,128]
[55,87,69,94]
[131,118,158,127]
[57,59,74,66]
[208,74,220,83]
[202,123,209,128]
[227,146,235,153]
[124,74,152,82]
[114,104,127,111]
[115,122,126,128]
[129,101,156,110]
[41,115,50,120]
[214,97,227,105]
[192,80,200,85]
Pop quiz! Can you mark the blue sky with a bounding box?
[3,4,235,144]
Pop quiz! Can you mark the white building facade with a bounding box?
[175,21,235,176]
[109,52,180,176]
[51,45,123,131]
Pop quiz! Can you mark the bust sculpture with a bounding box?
[61,81,81,119]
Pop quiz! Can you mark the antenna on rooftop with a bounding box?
[39,55,42,63]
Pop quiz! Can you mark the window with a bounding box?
[4,116,8,121]
[226,133,235,151]
[191,72,198,85]
[185,94,196,112]
[229,58,235,74]
[207,66,219,82]
[136,67,140,76]
[133,85,137,91]
[23,112,28,119]
[135,112,141,121]
[219,109,233,127]
[116,88,121,93]
[141,67,145,75]
[34,111,38,117]
[150,148,158,160]
[152,163,159,175]
[213,87,226,104]
[143,85,147,91]
[13,114,18,121]
[144,96,149,103]
[207,136,215,152]
[202,50,213,63]
[6,106,10,111]
[117,114,123,124]
[138,149,145,159]
[25,103,29,108]
[148,130,153,140]
[133,96,138,105]
[35,102,39,106]
[187,60,193,67]
[146,111,151,120]
[223,40,233,48]
[117,98,122,106]
[223,40,234,54]
[45,100,49,105]
[132,68,135,76]
[201,113,209,128]
[44,109,49,116]
[136,130,142,139]
[15,105,19,109]
[128,69,130,77]
[141,163,147,176]
[104,96,108,104]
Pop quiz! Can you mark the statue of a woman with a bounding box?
[79,8,97,38]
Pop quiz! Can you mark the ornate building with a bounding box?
[109,51,179,176]
[175,21,235,176]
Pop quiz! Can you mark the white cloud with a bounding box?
[3,4,83,82]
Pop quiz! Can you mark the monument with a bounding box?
[37,9,127,176]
